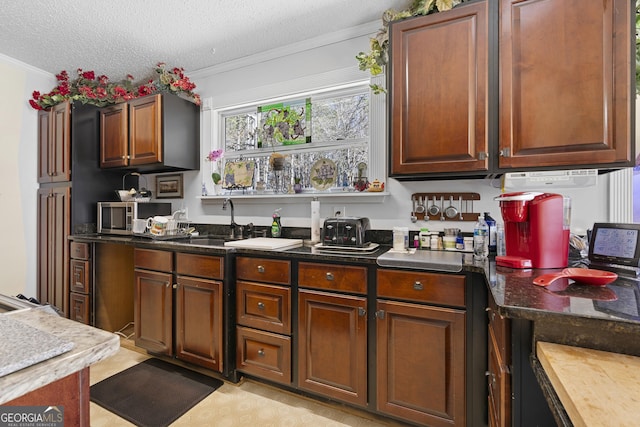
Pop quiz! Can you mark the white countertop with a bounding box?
[0,306,119,404]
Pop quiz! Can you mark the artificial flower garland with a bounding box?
[29,62,200,110]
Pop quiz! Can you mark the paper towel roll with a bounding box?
[311,198,320,243]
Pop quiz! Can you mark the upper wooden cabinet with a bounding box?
[100,93,200,172]
[38,101,71,183]
[389,0,634,178]
[390,0,489,177]
[498,0,634,170]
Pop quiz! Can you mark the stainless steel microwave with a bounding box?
[97,202,172,235]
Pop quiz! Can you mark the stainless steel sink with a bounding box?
[187,237,229,247]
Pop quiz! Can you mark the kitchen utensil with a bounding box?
[445,196,458,219]
[459,196,464,220]
[533,268,618,287]
[427,196,440,216]
[415,196,425,214]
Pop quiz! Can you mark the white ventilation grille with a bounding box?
[608,168,633,222]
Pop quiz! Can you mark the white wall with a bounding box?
[0,54,55,297]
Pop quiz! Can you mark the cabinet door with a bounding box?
[129,94,163,165]
[134,269,173,355]
[100,102,128,168]
[175,275,223,372]
[499,0,633,169]
[390,1,488,176]
[37,186,70,316]
[37,109,51,183]
[38,102,71,183]
[376,299,465,426]
[298,289,367,407]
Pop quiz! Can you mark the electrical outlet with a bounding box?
[332,206,346,217]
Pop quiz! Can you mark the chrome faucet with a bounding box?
[222,198,239,239]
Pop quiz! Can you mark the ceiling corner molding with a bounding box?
[0,53,53,79]
[190,20,381,78]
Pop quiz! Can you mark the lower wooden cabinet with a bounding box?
[235,256,293,385]
[69,292,90,324]
[376,268,467,426]
[487,294,511,427]
[134,268,173,355]
[134,249,225,372]
[175,275,223,371]
[376,299,466,426]
[236,325,292,384]
[297,289,368,407]
[69,242,92,324]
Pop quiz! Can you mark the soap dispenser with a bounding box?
[271,209,282,238]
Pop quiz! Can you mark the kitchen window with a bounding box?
[207,82,378,196]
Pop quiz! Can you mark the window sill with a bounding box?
[199,191,389,203]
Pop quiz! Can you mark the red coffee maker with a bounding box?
[494,192,570,269]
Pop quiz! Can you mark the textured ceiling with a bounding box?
[0,0,408,83]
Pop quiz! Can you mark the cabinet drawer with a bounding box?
[488,296,511,363]
[237,257,290,285]
[377,269,465,308]
[134,248,173,272]
[176,252,223,279]
[298,262,367,294]
[237,281,291,335]
[70,242,90,260]
[70,259,91,293]
[70,292,90,325]
[236,326,291,385]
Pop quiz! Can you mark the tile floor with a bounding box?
[90,342,407,426]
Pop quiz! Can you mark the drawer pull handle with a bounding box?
[257,302,265,310]
[326,272,334,281]
[257,265,265,273]
[413,281,423,290]
[173,283,178,289]
[358,307,366,317]
[375,310,385,319]
[257,349,265,357]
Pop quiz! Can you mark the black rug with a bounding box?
[90,358,223,427]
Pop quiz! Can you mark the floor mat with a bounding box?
[90,358,223,427]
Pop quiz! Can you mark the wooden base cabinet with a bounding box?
[175,252,224,372]
[487,296,511,427]
[376,269,467,426]
[69,242,92,324]
[134,267,174,355]
[298,289,368,407]
[236,257,293,385]
[297,262,368,407]
[134,249,224,372]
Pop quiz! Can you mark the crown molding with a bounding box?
[0,53,53,79]
[190,20,380,78]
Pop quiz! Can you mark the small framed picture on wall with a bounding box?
[156,173,184,198]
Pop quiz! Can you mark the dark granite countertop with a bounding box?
[70,234,640,332]
[485,260,640,331]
